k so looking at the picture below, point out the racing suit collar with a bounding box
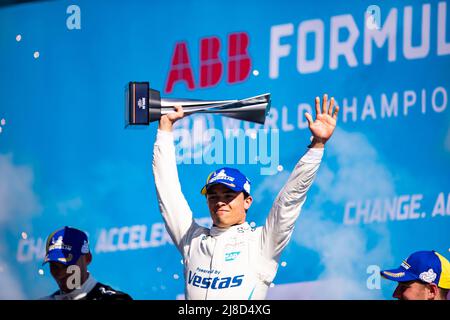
[210,222,251,237]
[53,274,98,300]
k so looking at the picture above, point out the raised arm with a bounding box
[152,106,197,253]
[260,94,339,261]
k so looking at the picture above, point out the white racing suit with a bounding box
[152,129,323,300]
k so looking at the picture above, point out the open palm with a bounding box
[305,94,339,142]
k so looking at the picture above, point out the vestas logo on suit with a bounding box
[164,32,251,93]
[188,270,244,289]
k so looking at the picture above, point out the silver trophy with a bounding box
[125,82,271,127]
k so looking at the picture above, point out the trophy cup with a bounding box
[125,82,271,127]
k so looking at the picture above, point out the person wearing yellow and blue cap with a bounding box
[152,94,339,300]
[381,250,450,300]
[41,226,132,300]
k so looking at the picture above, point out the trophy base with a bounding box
[125,82,150,127]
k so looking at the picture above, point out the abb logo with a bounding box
[165,32,251,93]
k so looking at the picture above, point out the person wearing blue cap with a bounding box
[381,250,450,300]
[41,226,132,300]
[152,94,339,300]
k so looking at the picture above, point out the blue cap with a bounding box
[200,167,251,196]
[381,250,450,289]
[43,226,90,266]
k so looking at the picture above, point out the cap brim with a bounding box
[43,250,80,266]
[380,267,418,282]
[200,181,243,195]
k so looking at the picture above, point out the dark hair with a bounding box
[421,282,450,300]
[438,287,449,299]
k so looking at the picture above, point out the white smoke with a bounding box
[0,264,26,299]
[0,153,41,223]
[257,129,395,299]
[291,128,395,299]
[0,244,26,299]
[252,170,290,202]
[56,197,83,215]
[0,154,41,299]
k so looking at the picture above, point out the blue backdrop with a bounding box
[0,0,449,299]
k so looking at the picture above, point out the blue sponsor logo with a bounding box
[188,271,244,289]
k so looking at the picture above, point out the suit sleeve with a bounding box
[260,147,323,261]
[152,129,199,254]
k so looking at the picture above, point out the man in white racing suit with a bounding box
[152,94,339,300]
